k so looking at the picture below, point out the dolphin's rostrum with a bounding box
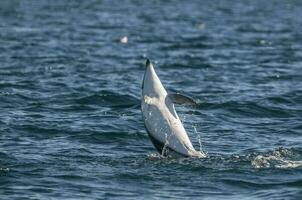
[141,59,206,157]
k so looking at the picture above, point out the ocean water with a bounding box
[1,0,302,199]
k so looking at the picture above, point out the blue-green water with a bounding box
[1,0,302,199]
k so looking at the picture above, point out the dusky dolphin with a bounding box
[141,59,206,157]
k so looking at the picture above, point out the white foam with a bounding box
[251,148,302,169]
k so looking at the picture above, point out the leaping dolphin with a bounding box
[141,59,206,158]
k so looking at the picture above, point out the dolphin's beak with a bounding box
[143,59,153,90]
[146,59,151,68]
[142,59,166,97]
[142,59,149,90]
[145,58,155,76]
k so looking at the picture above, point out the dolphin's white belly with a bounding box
[142,98,196,156]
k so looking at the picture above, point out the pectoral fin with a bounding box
[168,93,197,105]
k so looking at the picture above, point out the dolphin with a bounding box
[141,59,206,158]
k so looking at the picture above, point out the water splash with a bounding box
[146,153,162,160]
[161,132,170,156]
[193,125,206,156]
[251,147,302,169]
[193,126,202,152]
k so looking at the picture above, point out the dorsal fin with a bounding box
[168,93,197,105]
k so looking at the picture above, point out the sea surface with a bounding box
[0,0,302,199]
